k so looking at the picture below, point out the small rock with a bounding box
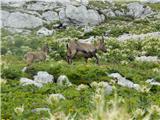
[108,73,140,90]
[31,108,50,113]
[101,9,116,17]
[115,10,124,16]
[146,79,160,86]
[135,56,160,62]
[117,32,160,41]
[57,75,72,86]
[20,78,43,88]
[34,71,54,84]
[37,27,54,36]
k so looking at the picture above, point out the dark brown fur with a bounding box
[66,37,107,64]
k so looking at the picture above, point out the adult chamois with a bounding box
[24,44,49,66]
[66,37,107,64]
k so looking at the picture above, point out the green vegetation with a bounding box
[1,75,160,119]
[1,28,160,119]
[89,1,110,9]
[146,3,160,11]
[1,36,160,119]
[1,2,160,119]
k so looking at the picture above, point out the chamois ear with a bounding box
[74,38,78,41]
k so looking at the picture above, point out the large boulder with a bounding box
[42,11,59,23]
[2,11,43,29]
[59,5,104,26]
[126,2,153,18]
[1,10,10,27]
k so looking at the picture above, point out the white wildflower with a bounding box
[90,81,98,88]
[0,79,7,85]
[149,105,160,114]
[152,68,160,73]
[120,60,128,65]
[76,84,88,91]
[47,94,65,104]
[133,108,145,118]
[139,85,151,93]
[14,105,24,114]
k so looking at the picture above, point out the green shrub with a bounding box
[1,67,24,80]
[146,3,160,11]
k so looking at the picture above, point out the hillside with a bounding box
[1,0,160,120]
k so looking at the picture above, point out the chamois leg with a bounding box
[66,56,70,64]
[69,57,72,64]
[66,56,72,64]
[26,59,32,67]
[69,50,78,64]
[25,55,34,71]
[66,54,75,64]
[94,55,99,65]
[85,57,88,63]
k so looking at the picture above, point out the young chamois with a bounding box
[24,44,49,66]
[66,37,107,64]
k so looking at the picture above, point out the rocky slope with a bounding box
[1,0,159,34]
